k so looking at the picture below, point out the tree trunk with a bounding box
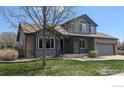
[41,6,47,69]
[42,33,46,69]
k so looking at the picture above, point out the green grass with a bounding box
[0,59,124,76]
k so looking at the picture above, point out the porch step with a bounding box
[62,53,88,58]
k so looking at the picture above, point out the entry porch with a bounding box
[59,36,95,55]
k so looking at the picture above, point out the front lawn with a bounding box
[0,59,124,76]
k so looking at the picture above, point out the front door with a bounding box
[64,37,74,53]
[73,38,79,54]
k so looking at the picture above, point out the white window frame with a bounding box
[38,37,55,49]
[79,39,86,49]
[81,23,87,33]
[90,26,95,33]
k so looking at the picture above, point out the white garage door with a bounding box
[96,44,114,56]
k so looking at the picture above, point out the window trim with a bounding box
[38,37,55,49]
[79,39,86,49]
[80,23,87,33]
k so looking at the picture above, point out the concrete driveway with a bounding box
[113,73,124,76]
[98,55,124,60]
[63,55,124,61]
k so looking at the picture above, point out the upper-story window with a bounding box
[90,26,95,33]
[80,23,87,33]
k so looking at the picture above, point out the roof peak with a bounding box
[63,14,98,26]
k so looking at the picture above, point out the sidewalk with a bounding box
[0,58,40,63]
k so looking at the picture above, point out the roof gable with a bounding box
[20,23,41,33]
[63,14,98,26]
[80,14,98,26]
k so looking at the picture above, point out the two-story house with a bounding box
[17,14,118,58]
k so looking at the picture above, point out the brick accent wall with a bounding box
[25,34,35,57]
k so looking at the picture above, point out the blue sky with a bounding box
[0,6,124,41]
[76,6,124,41]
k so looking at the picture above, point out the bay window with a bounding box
[38,37,55,49]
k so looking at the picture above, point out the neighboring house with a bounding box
[17,14,118,58]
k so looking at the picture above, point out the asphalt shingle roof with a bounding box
[20,23,41,33]
[19,23,117,40]
[62,32,117,39]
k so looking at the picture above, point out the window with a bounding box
[46,38,54,48]
[79,39,86,49]
[79,24,82,31]
[38,37,55,49]
[50,38,54,48]
[38,37,43,48]
[46,38,50,48]
[81,23,87,33]
[91,26,95,33]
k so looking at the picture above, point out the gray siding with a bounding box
[36,48,56,57]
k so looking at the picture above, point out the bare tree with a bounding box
[0,32,17,49]
[117,41,122,49]
[1,6,75,69]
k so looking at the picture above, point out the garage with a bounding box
[96,43,115,56]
